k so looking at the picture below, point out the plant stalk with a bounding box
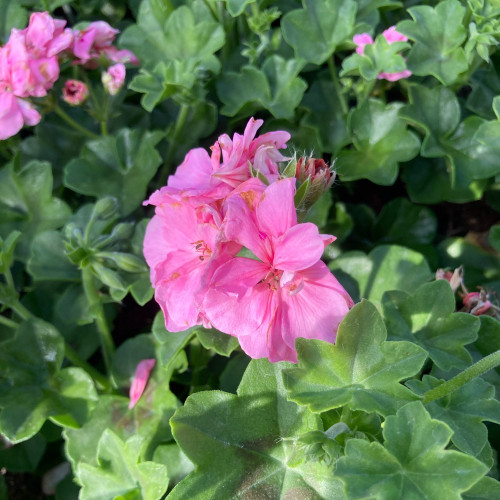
[53,105,99,140]
[423,349,500,404]
[328,56,348,116]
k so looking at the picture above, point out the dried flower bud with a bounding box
[462,290,493,316]
[435,267,463,294]
[62,79,88,106]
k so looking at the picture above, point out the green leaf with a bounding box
[27,231,79,282]
[474,316,500,368]
[407,376,500,457]
[64,129,162,216]
[284,301,427,416]
[170,359,345,499]
[463,477,500,500]
[301,79,349,155]
[372,197,437,246]
[217,56,307,119]
[329,244,432,303]
[281,0,357,65]
[224,0,255,16]
[78,429,168,500]
[0,0,28,41]
[336,100,420,185]
[0,319,97,442]
[0,433,46,472]
[382,280,479,370]
[153,443,194,487]
[336,401,488,499]
[467,55,500,120]
[195,327,239,357]
[0,230,20,273]
[397,0,468,85]
[0,161,71,261]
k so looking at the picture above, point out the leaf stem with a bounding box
[423,349,500,404]
[328,56,348,116]
[81,267,115,380]
[159,103,190,185]
[0,315,18,329]
[64,341,112,391]
[53,105,99,140]
[11,301,34,321]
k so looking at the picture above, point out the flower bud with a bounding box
[62,80,89,106]
[101,63,125,95]
[129,359,156,409]
[93,197,118,220]
[435,267,463,294]
[462,290,492,316]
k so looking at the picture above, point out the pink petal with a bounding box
[0,92,23,140]
[18,98,41,126]
[378,70,412,81]
[129,358,156,409]
[256,178,297,238]
[273,223,326,271]
[353,33,373,55]
[26,12,55,49]
[382,26,408,43]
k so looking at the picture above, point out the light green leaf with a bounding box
[0,161,71,261]
[336,401,488,499]
[382,280,479,370]
[195,327,239,357]
[224,0,255,16]
[170,359,344,499]
[336,100,420,185]
[397,0,468,85]
[282,0,357,65]
[407,376,500,457]
[283,301,427,416]
[463,476,500,500]
[64,129,162,216]
[329,244,432,303]
[217,56,307,119]
[78,429,168,500]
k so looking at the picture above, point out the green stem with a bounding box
[328,56,348,116]
[54,105,99,140]
[64,341,112,391]
[100,119,108,136]
[11,301,33,321]
[81,267,115,380]
[159,103,190,185]
[0,315,18,329]
[3,267,15,291]
[423,349,500,404]
[358,80,375,108]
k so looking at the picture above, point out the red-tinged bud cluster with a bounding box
[296,157,335,190]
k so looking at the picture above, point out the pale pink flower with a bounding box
[0,88,41,140]
[128,358,156,409]
[353,26,411,81]
[101,63,126,95]
[25,12,73,58]
[73,21,138,67]
[146,117,290,207]
[62,79,89,105]
[143,200,240,331]
[202,178,353,363]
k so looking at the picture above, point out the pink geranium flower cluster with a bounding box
[353,26,412,82]
[0,12,137,140]
[143,118,353,363]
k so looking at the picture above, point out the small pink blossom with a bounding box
[202,178,353,363]
[353,26,411,81]
[101,63,126,95]
[62,79,89,105]
[25,12,73,58]
[128,359,156,409]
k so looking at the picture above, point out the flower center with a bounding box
[192,240,212,261]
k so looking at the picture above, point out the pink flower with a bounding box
[202,178,353,363]
[146,117,290,207]
[73,21,138,67]
[0,87,41,140]
[25,12,73,58]
[128,358,156,409]
[353,26,411,81]
[143,200,240,331]
[101,63,126,95]
[62,79,88,105]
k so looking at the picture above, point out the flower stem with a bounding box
[0,315,18,329]
[423,349,500,404]
[159,103,190,186]
[328,56,348,116]
[64,341,112,391]
[81,267,115,380]
[53,105,99,140]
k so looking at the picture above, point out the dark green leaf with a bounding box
[0,0,28,42]
[282,0,357,65]
[336,401,488,499]
[382,280,479,370]
[64,129,162,216]
[407,376,500,457]
[195,327,239,357]
[284,301,427,416]
[463,477,500,500]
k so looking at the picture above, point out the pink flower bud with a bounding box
[128,358,156,409]
[463,291,493,316]
[62,79,89,106]
[101,63,125,95]
[296,157,335,190]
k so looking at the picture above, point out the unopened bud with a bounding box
[102,63,126,96]
[129,358,156,409]
[296,157,336,190]
[435,267,463,294]
[93,197,118,220]
[62,80,89,106]
[462,290,493,316]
